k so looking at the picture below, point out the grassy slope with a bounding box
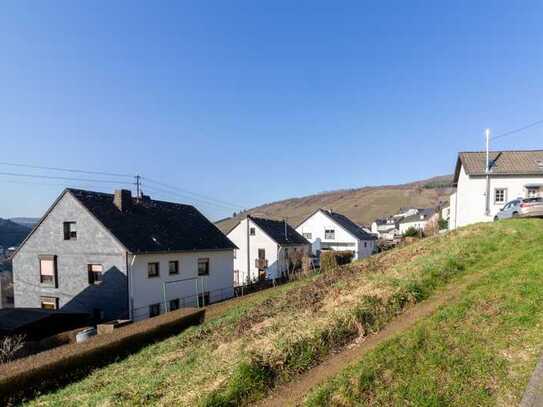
[306,219,543,406]
[216,175,453,233]
[28,220,539,406]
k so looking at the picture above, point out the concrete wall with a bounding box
[296,210,373,260]
[451,165,543,229]
[12,192,128,321]
[129,250,234,320]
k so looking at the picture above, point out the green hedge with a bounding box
[0,308,205,404]
[320,250,354,272]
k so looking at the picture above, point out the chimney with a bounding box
[114,189,132,212]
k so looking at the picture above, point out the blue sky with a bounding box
[1,1,542,220]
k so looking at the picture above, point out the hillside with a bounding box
[24,219,543,406]
[0,218,31,248]
[216,175,454,232]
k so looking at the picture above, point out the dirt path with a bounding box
[257,273,481,407]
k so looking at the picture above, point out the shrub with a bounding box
[0,308,205,404]
[438,218,449,230]
[320,251,354,272]
[403,227,422,238]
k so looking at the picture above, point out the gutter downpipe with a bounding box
[129,254,136,320]
[246,216,251,285]
[485,129,491,217]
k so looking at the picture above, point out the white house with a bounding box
[398,208,438,235]
[450,150,543,229]
[296,209,376,260]
[12,189,236,321]
[227,216,310,286]
[371,218,399,240]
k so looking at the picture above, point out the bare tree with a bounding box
[0,335,25,364]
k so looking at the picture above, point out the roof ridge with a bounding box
[460,149,543,154]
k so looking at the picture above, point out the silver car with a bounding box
[494,197,543,220]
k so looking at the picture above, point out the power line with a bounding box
[143,177,245,210]
[142,184,242,212]
[492,118,543,141]
[0,161,134,178]
[0,171,133,185]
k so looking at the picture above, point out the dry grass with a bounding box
[26,220,520,407]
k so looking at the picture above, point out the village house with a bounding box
[12,189,236,321]
[296,209,376,260]
[398,208,438,235]
[227,216,310,286]
[449,150,543,229]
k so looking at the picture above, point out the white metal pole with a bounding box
[485,129,490,172]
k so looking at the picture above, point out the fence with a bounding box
[130,269,315,321]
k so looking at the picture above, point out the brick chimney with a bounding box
[114,189,132,212]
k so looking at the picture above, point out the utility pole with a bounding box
[135,175,141,198]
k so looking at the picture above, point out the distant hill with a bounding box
[0,218,32,249]
[216,175,454,233]
[9,217,39,228]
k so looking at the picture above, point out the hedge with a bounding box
[0,308,205,404]
[320,250,354,272]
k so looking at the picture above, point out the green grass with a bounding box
[25,219,542,406]
[305,219,543,406]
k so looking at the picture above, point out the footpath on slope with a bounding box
[257,272,483,407]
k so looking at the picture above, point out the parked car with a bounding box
[494,197,543,220]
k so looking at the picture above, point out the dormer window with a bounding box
[63,222,77,240]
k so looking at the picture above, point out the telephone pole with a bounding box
[135,175,141,198]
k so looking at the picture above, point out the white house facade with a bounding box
[13,189,236,322]
[296,209,376,260]
[450,150,543,229]
[227,216,310,286]
[398,209,437,235]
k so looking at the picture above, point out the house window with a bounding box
[325,229,335,240]
[198,258,210,276]
[169,261,179,275]
[88,264,103,285]
[303,232,312,240]
[249,227,256,236]
[169,299,180,311]
[494,188,507,204]
[63,222,77,240]
[149,303,161,317]
[527,187,540,198]
[198,291,210,307]
[40,296,59,310]
[39,255,57,287]
[148,262,160,278]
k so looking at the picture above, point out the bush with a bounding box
[320,251,354,272]
[403,227,422,238]
[438,218,449,230]
[0,308,205,405]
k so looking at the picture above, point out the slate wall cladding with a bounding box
[13,192,128,321]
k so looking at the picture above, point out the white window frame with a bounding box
[494,188,507,205]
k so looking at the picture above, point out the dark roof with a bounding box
[249,216,309,246]
[399,208,436,224]
[454,150,543,183]
[69,189,236,253]
[322,210,377,240]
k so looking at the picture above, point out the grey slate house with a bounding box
[12,189,236,321]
